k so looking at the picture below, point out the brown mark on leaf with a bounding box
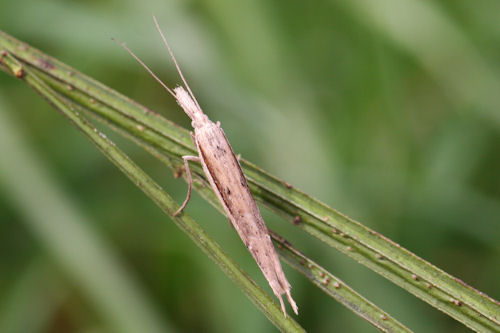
[322,277,331,286]
[174,166,184,179]
[36,57,55,70]
[15,68,24,78]
[293,215,302,225]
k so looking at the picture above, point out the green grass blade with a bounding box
[270,231,412,333]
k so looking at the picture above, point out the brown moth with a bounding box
[115,16,298,316]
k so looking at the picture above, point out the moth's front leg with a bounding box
[174,155,201,216]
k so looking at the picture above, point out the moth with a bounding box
[115,16,298,316]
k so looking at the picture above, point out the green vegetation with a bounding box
[1,1,499,332]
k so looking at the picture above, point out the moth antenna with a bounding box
[112,37,176,98]
[153,15,201,110]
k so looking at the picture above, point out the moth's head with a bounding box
[174,86,207,127]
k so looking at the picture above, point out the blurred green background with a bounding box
[0,0,499,332]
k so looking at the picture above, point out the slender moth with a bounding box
[115,16,298,316]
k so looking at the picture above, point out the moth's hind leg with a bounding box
[174,155,200,216]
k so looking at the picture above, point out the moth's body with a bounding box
[175,88,297,315]
[116,18,297,316]
[198,121,290,294]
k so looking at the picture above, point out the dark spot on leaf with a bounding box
[37,58,55,70]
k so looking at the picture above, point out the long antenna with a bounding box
[112,37,176,98]
[153,15,201,110]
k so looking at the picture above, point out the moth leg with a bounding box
[236,153,241,162]
[174,155,200,216]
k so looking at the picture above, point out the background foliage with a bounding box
[0,0,499,332]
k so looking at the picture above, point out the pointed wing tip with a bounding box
[286,290,299,315]
[277,290,299,317]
